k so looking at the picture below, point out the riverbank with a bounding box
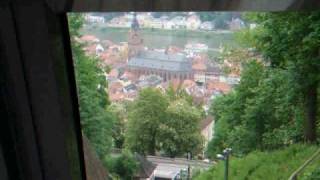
[81,25,238,49]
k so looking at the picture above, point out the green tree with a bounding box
[165,83,193,105]
[125,87,204,157]
[125,88,169,155]
[198,12,233,29]
[160,99,203,157]
[245,12,320,142]
[206,61,305,157]
[68,13,85,38]
[104,151,138,180]
[108,103,127,149]
[68,13,114,157]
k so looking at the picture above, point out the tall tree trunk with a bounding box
[304,82,318,143]
[149,131,156,155]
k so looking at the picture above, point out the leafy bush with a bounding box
[303,168,320,180]
[196,144,319,180]
[104,151,138,180]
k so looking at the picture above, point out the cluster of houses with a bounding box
[79,15,242,169]
[85,12,246,31]
[78,15,247,179]
[78,33,239,110]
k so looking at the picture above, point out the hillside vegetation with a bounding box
[195,144,320,180]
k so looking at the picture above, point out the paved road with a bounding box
[147,155,215,169]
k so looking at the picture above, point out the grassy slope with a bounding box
[195,144,320,180]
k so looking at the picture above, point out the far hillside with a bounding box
[80,25,238,50]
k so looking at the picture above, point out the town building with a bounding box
[127,14,193,82]
[85,14,105,24]
[184,43,208,56]
[186,14,201,30]
[200,21,215,31]
[128,14,144,59]
[200,116,214,149]
[229,17,245,31]
[170,16,187,29]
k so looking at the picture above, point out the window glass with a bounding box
[68,11,320,179]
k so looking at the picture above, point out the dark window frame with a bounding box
[0,0,319,180]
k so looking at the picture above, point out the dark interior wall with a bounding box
[0,144,8,180]
[69,0,319,12]
[1,0,320,180]
[0,1,85,180]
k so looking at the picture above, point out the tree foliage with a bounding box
[68,13,114,158]
[125,87,203,157]
[198,144,319,180]
[104,151,138,180]
[207,61,305,157]
[198,12,234,29]
[245,12,320,142]
[160,99,203,157]
[207,12,320,158]
[125,88,169,155]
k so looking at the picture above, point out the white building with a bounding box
[186,15,201,30]
[85,15,105,24]
[163,20,175,30]
[200,116,214,149]
[149,18,164,29]
[184,43,208,55]
[200,21,215,31]
[95,44,104,56]
[229,17,245,31]
[171,16,187,29]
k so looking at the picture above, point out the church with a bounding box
[126,14,193,81]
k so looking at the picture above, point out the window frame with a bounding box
[0,0,319,180]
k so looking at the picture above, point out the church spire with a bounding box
[131,12,139,31]
[128,12,143,59]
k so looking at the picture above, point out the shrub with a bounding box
[195,144,319,180]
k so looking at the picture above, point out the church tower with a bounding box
[128,13,144,59]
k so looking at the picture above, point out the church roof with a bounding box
[128,50,192,72]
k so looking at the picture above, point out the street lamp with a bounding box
[216,148,232,180]
[187,152,191,180]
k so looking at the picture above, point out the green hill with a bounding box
[194,144,320,180]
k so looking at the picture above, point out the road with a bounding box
[147,155,215,169]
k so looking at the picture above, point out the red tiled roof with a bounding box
[109,92,125,102]
[80,35,98,42]
[109,82,123,94]
[108,69,119,78]
[168,46,183,54]
[169,79,182,90]
[102,40,114,47]
[84,44,97,55]
[192,63,206,71]
[182,79,196,88]
[121,71,138,81]
[207,81,231,94]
